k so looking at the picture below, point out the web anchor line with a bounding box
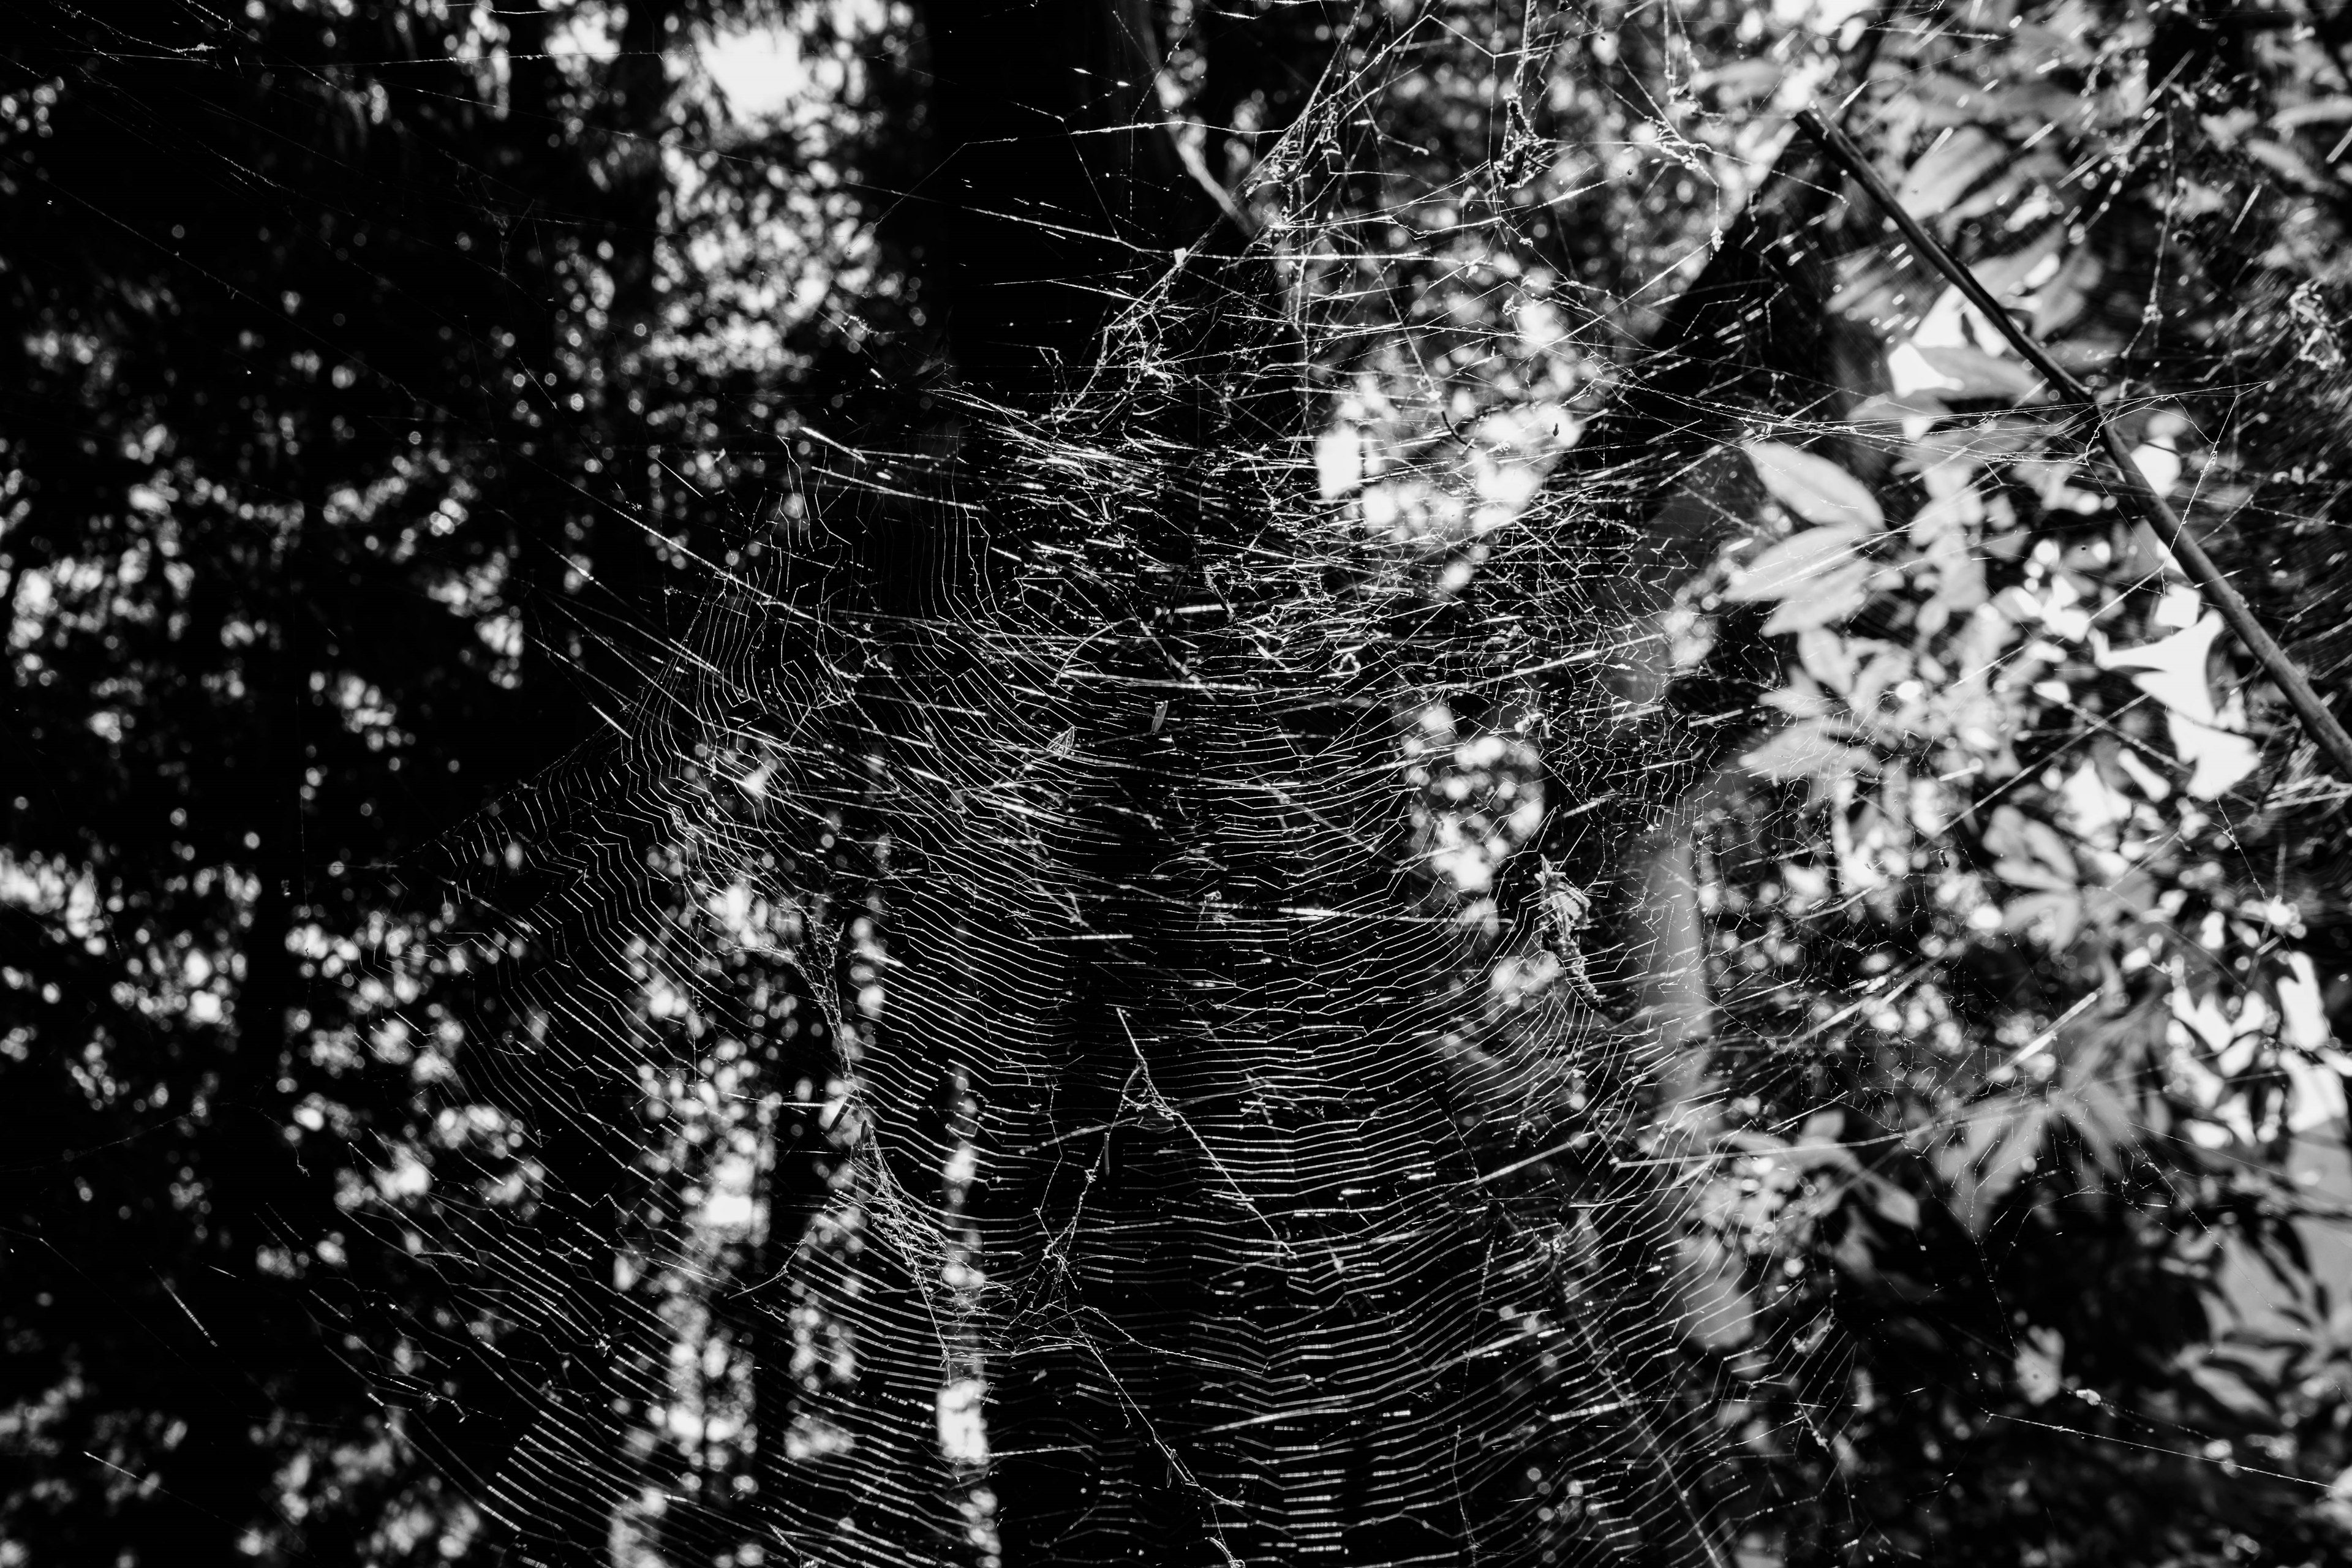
[1795,104,2352,789]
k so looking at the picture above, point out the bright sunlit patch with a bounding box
[936,1377,990,1467]
[2096,612,2259,795]
[703,25,809,122]
[1887,341,1964,398]
[2130,440,2181,495]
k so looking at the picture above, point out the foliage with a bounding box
[1630,7,2352,1561]
[1294,1,2352,1561]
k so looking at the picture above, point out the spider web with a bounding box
[377,15,1769,1562]
[341,8,2352,1564]
[403,258,1726,1568]
[18,1,2352,1565]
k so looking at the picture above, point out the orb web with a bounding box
[14,1,2352,1565]
[360,9,2352,1564]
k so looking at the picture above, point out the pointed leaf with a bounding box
[1741,720,1875,782]
[2171,712,2261,800]
[1762,677,1838,718]
[1896,127,2007,220]
[1956,1102,2049,1234]
[2098,615,2224,725]
[2012,814,2078,881]
[2055,1074,2133,1174]
[1911,343,2045,401]
[1743,442,1883,530]
[1722,525,1872,603]
[2003,890,2084,949]
[1693,59,1782,105]
[1759,560,1872,634]
[2184,1360,2274,1423]
[1791,1110,1858,1170]
[1848,391,1950,429]
[1992,859,2076,893]
[2030,247,2101,336]
[1795,627,1855,692]
[1869,1178,1921,1229]
[1969,228,2066,300]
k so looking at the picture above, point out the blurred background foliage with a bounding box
[7,1,2352,1565]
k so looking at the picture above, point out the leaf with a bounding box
[1761,676,1838,718]
[1939,1101,2050,1234]
[1723,526,1872,605]
[2008,21,2097,72]
[1742,442,1883,530]
[1869,1177,1921,1229]
[2101,867,2159,918]
[1845,643,1911,714]
[1848,391,1950,429]
[2184,1359,2275,1423]
[1910,483,1978,543]
[1791,1109,1857,1170]
[1996,80,2095,127]
[1694,59,1781,104]
[1993,859,2076,893]
[1741,720,1876,783]
[2098,617,2266,797]
[1760,561,1874,635]
[1911,344,2045,401]
[2003,890,2084,949]
[1795,627,1855,693]
[1926,534,1988,613]
[2282,1046,2346,1133]
[1911,71,1996,130]
[2098,615,2224,726]
[2054,1072,2134,1174]
[2274,97,2352,130]
[1895,127,2008,220]
[2169,712,2261,799]
[2246,138,2323,191]
[1983,804,2069,871]
[2029,247,2101,336]
[1969,227,2067,301]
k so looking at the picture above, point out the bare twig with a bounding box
[1795,106,2352,788]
